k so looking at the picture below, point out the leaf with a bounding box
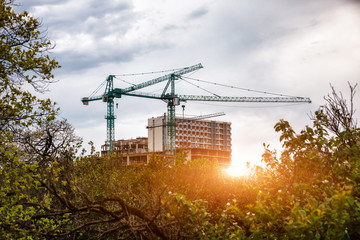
[347,196,354,206]
[298,210,306,217]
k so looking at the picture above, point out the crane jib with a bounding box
[177,95,312,103]
[122,63,203,93]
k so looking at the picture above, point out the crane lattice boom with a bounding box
[105,91,312,103]
[122,63,203,93]
[178,95,311,103]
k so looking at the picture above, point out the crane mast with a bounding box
[104,75,116,151]
[164,74,178,155]
[82,63,311,154]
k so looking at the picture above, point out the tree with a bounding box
[15,119,82,166]
[0,0,60,136]
[242,83,360,239]
[0,1,62,238]
[27,153,251,239]
[316,82,358,137]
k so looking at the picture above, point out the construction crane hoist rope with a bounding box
[81,63,311,154]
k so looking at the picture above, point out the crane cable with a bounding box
[181,78,220,97]
[182,76,301,98]
[147,79,187,94]
[89,80,106,98]
[114,76,136,86]
[114,67,183,77]
[89,69,301,100]
[113,67,200,92]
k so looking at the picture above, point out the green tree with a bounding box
[0,0,60,135]
[242,83,360,239]
[34,153,251,239]
[0,0,61,238]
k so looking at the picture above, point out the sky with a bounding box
[17,0,360,169]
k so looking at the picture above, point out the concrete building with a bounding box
[101,137,149,164]
[148,115,232,165]
[101,115,232,166]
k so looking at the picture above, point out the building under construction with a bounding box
[101,137,149,165]
[85,63,311,167]
[101,115,232,166]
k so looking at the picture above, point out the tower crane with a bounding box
[81,63,311,154]
[82,63,203,151]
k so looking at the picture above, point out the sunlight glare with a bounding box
[224,164,251,177]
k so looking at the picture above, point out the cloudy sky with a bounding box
[17,0,360,168]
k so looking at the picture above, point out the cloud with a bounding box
[23,0,142,73]
[18,0,61,10]
[187,6,208,20]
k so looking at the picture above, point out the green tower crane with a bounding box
[82,75,117,151]
[82,63,311,154]
[82,63,203,152]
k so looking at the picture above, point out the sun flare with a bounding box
[224,164,251,177]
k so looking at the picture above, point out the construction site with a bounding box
[100,115,232,166]
[82,63,311,166]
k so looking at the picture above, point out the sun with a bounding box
[224,164,251,177]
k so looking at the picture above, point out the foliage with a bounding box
[241,83,360,239]
[0,0,59,88]
[28,154,252,239]
[0,0,63,238]
[0,0,60,136]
